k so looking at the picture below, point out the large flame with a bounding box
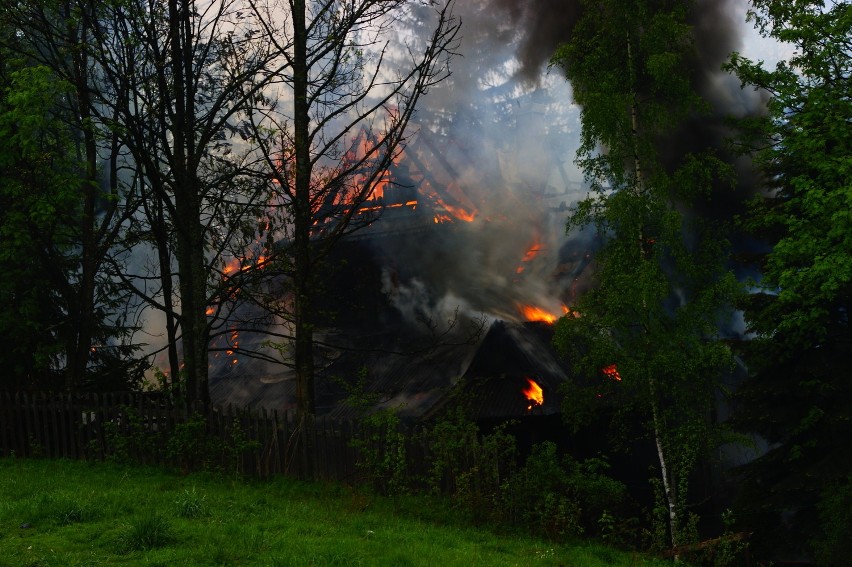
[522,378,544,410]
[519,304,569,324]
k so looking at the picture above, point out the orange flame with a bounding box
[519,304,569,324]
[516,239,543,274]
[521,241,542,262]
[522,378,544,410]
[602,364,622,381]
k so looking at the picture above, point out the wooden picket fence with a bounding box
[0,391,407,482]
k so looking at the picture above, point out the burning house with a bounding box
[204,0,759,429]
[207,95,594,423]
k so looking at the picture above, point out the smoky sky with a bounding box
[491,0,583,81]
[492,0,765,210]
[493,0,753,111]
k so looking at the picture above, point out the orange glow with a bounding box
[441,200,476,222]
[602,364,622,381]
[516,237,545,274]
[521,241,542,262]
[519,305,559,324]
[206,306,215,315]
[522,378,544,410]
[423,188,477,223]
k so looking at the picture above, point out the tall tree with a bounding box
[0,6,144,390]
[5,0,283,404]
[240,0,459,421]
[551,0,739,550]
[0,62,79,387]
[725,0,852,560]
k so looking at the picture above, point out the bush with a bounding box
[351,408,408,498]
[423,408,517,524]
[812,479,852,566]
[504,442,630,543]
[164,412,260,475]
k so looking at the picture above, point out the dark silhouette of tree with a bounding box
[230,0,460,425]
[0,4,146,390]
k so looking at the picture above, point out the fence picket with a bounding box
[0,391,443,487]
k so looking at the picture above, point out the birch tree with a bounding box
[551,0,740,551]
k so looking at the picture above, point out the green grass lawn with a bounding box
[0,458,668,566]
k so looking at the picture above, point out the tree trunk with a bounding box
[152,194,181,385]
[67,13,98,390]
[169,0,209,409]
[627,29,679,553]
[292,0,315,420]
[651,391,679,551]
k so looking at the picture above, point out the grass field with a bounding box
[0,458,669,566]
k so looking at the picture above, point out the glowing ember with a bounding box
[522,378,544,410]
[602,364,622,381]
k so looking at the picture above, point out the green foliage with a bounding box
[0,51,144,390]
[812,478,852,566]
[343,368,409,498]
[710,509,751,567]
[0,63,81,385]
[422,409,633,546]
[102,407,260,475]
[351,408,408,498]
[166,413,260,475]
[422,407,517,525]
[727,0,852,345]
[103,406,162,464]
[505,442,630,543]
[551,0,740,550]
[725,1,852,559]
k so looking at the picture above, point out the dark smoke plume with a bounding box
[491,0,583,82]
[363,0,767,327]
[492,0,766,215]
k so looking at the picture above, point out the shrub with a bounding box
[351,408,408,498]
[103,405,161,464]
[504,442,630,542]
[423,408,517,524]
[165,412,260,475]
[812,479,852,566]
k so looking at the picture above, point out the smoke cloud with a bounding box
[367,0,764,327]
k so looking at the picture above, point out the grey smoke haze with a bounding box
[372,0,764,327]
